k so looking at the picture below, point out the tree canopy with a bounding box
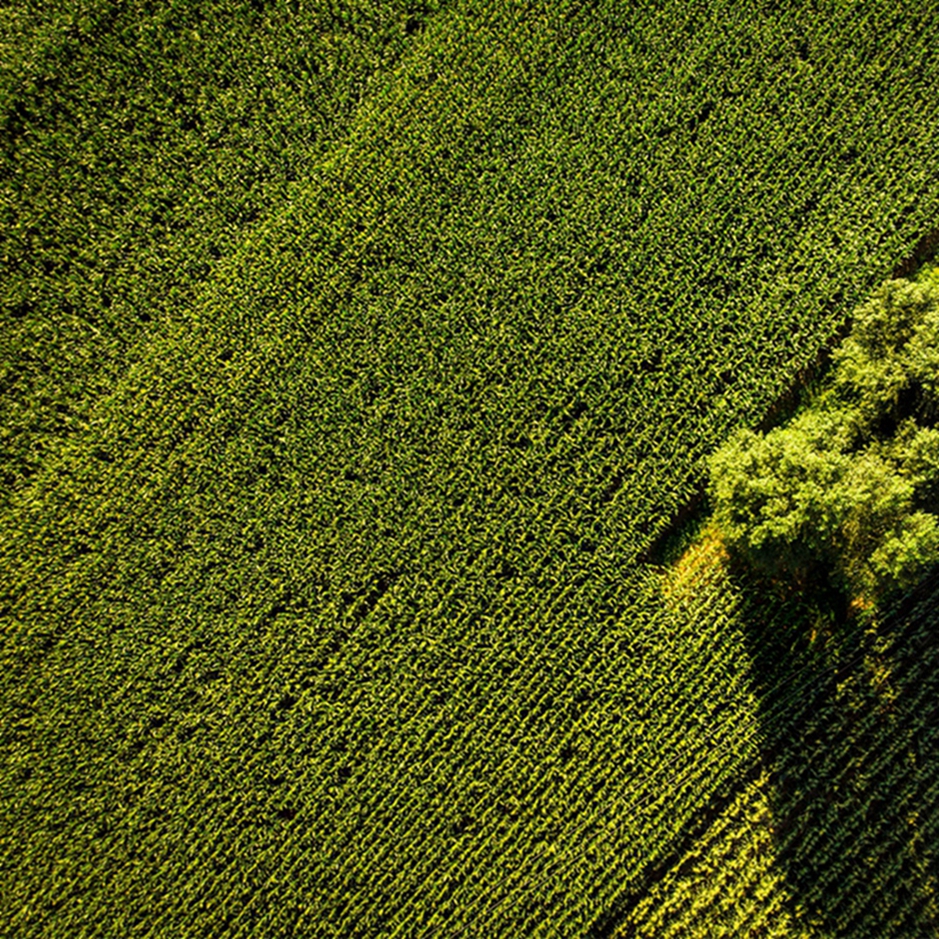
[708,275,939,604]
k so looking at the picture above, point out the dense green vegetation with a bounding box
[1,0,445,505]
[608,265,939,937]
[3,1,939,936]
[613,536,939,938]
[709,275,939,605]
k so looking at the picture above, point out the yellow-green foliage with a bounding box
[615,774,816,939]
[708,275,939,602]
[3,1,939,936]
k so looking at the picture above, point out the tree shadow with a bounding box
[736,561,939,935]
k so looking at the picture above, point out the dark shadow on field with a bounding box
[736,562,939,936]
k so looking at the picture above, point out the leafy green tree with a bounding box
[708,275,939,605]
[708,411,852,587]
[832,279,939,428]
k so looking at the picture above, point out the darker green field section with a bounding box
[3,1,939,936]
[0,0,444,505]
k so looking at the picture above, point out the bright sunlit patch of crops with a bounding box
[662,521,731,610]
